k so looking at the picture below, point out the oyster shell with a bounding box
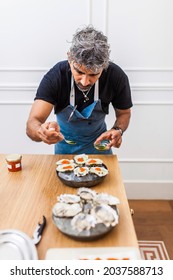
[85,158,103,166]
[71,213,96,232]
[74,166,89,177]
[94,193,120,206]
[90,166,108,177]
[77,187,96,201]
[56,163,76,172]
[56,159,74,165]
[52,202,82,217]
[74,154,88,165]
[91,204,119,227]
[57,194,80,204]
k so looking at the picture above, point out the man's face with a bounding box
[69,61,103,91]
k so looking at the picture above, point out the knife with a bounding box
[32,215,46,245]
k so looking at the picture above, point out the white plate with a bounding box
[0,229,38,260]
[45,246,141,260]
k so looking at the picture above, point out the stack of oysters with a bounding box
[52,187,120,240]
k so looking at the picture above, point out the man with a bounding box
[26,26,132,154]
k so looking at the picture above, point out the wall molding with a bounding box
[1,83,173,91]
[119,158,173,163]
[0,67,173,72]
[124,68,173,72]
[0,84,36,91]
[0,101,33,105]
[131,84,173,91]
[0,68,48,72]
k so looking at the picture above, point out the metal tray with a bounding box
[0,230,38,260]
[52,206,118,241]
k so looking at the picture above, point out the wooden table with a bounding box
[0,154,139,259]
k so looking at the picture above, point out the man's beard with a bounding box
[76,83,93,92]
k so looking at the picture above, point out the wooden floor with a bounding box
[128,200,173,260]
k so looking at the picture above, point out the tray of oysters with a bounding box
[52,187,120,241]
[56,154,108,188]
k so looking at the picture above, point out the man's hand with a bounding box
[37,121,64,144]
[94,129,122,149]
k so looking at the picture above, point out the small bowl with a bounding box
[94,140,110,151]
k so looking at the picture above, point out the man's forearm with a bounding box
[26,119,42,142]
[112,109,131,133]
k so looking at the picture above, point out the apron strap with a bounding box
[70,76,99,106]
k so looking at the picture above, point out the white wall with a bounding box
[0,0,173,198]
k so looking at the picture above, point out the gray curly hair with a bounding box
[68,26,110,72]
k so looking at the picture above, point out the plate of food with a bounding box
[52,187,120,241]
[56,154,108,188]
[46,246,141,260]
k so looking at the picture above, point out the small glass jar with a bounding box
[5,154,22,172]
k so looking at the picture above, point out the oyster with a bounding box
[52,202,82,217]
[90,166,108,177]
[86,158,103,166]
[94,193,120,206]
[57,194,80,204]
[74,166,89,177]
[77,187,96,201]
[56,163,76,172]
[91,204,119,227]
[56,158,74,165]
[71,213,96,232]
[74,154,88,165]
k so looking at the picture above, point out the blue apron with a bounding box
[55,77,112,154]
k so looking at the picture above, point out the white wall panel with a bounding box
[0,0,91,67]
[0,0,173,198]
[107,0,173,68]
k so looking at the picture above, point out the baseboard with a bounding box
[124,181,173,199]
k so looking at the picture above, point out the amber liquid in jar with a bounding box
[5,154,22,172]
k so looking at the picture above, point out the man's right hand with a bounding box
[37,121,64,144]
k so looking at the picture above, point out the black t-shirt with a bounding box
[35,60,133,114]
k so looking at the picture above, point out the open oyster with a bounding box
[56,163,76,172]
[74,166,89,177]
[57,194,80,204]
[74,154,88,165]
[85,158,103,166]
[52,202,82,217]
[94,193,120,206]
[56,159,74,165]
[71,213,96,232]
[90,166,108,177]
[77,187,96,201]
[91,204,119,227]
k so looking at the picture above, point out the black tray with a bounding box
[56,164,108,188]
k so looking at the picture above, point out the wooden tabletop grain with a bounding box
[0,154,139,259]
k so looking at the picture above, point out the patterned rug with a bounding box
[138,240,170,260]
